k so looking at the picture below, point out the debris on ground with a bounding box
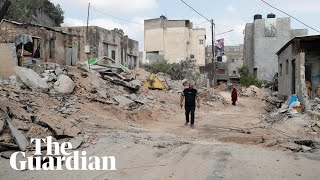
[69,136,84,150]
[1,59,319,161]
[280,142,302,152]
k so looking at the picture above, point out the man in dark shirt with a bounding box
[180,82,200,128]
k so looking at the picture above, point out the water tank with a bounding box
[254,14,262,21]
[267,13,276,18]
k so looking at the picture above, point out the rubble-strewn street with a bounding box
[0,62,320,179]
[1,0,320,179]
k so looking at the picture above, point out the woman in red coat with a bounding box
[231,87,238,106]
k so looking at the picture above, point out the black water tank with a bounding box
[267,13,276,18]
[254,14,262,21]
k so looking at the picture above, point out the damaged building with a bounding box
[59,26,140,70]
[244,14,308,81]
[144,16,206,66]
[277,35,320,115]
[0,19,80,74]
[205,45,244,85]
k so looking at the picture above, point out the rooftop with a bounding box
[276,35,320,55]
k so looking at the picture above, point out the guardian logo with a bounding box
[10,136,117,171]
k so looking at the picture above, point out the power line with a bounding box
[194,20,209,26]
[178,0,238,45]
[179,0,211,22]
[215,26,238,46]
[260,0,320,33]
[90,5,143,25]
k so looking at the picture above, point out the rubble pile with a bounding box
[303,121,320,135]
[0,62,194,154]
[241,85,269,98]
[198,88,226,107]
[262,93,320,137]
[310,97,320,114]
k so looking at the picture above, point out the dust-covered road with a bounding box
[1,91,320,180]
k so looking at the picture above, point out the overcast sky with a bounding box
[51,0,320,50]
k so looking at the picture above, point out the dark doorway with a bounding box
[305,64,312,99]
[111,50,116,60]
[291,60,296,94]
[253,68,257,78]
[305,64,312,82]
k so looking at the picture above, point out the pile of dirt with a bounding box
[241,85,269,98]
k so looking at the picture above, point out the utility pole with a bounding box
[211,19,215,87]
[86,3,90,39]
[86,3,91,69]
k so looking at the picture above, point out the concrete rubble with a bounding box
[54,74,75,94]
[113,96,135,107]
[0,62,187,154]
[280,142,302,152]
[14,66,49,91]
[69,136,84,150]
[0,58,319,170]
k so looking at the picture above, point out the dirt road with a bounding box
[1,91,320,180]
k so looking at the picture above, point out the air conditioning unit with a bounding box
[190,54,195,59]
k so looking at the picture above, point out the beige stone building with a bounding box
[144,16,206,66]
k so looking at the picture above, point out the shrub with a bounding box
[238,66,268,88]
[147,60,173,75]
[240,76,267,88]
[238,65,250,77]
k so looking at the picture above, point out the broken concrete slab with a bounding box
[130,80,142,89]
[15,66,49,91]
[69,137,84,150]
[129,93,138,100]
[54,74,75,94]
[97,90,107,99]
[7,120,28,151]
[280,142,301,151]
[113,96,134,107]
[1,110,29,151]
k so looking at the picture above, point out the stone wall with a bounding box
[0,43,17,78]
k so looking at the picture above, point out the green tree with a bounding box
[147,60,173,75]
[237,65,250,77]
[5,0,64,26]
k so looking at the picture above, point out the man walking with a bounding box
[180,82,200,128]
